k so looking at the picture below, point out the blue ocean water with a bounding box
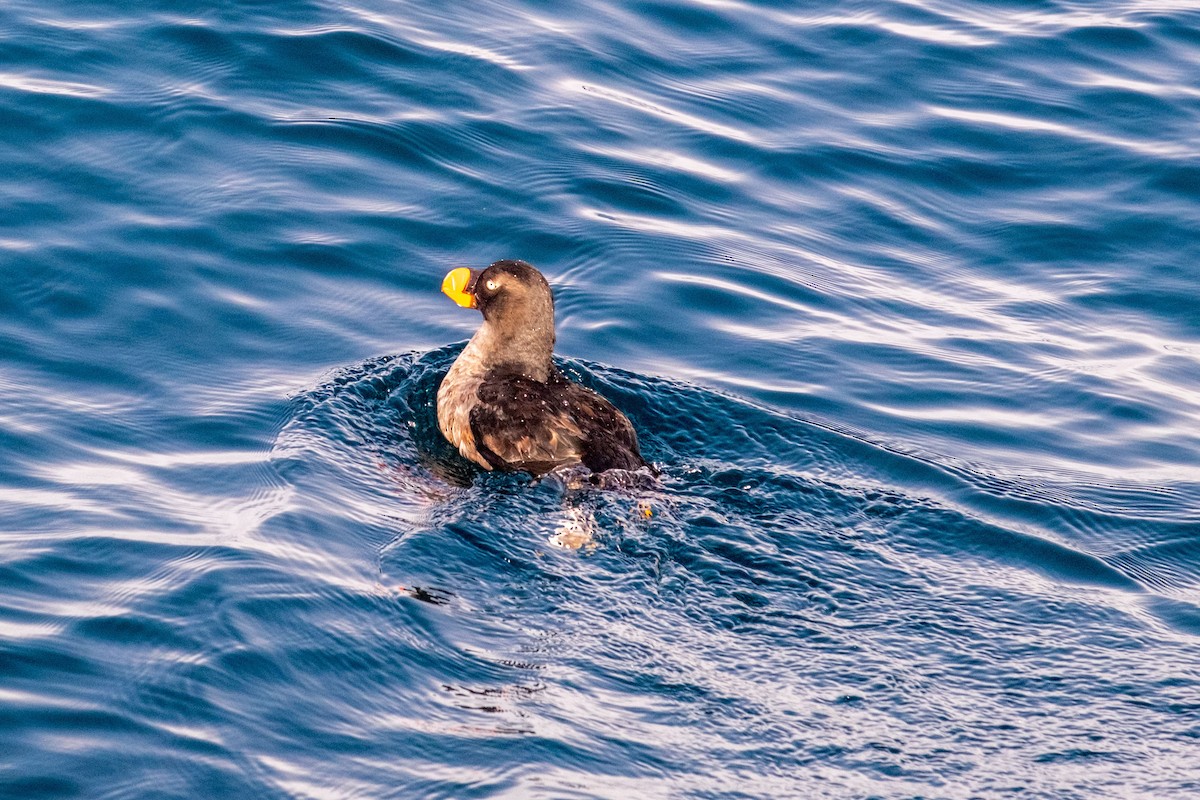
[2,0,1200,796]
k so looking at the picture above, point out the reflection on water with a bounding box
[2,0,1199,796]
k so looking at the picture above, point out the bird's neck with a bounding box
[464,319,555,382]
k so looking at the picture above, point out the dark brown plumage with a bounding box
[436,259,648,476]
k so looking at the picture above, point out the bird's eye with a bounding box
[486,279,498,291]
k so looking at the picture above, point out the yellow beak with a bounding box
[441,267,476,308]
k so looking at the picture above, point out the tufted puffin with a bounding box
[436,259,649,477]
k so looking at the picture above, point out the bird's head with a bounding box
[441,259,557,370]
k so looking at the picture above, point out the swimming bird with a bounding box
[436,259,649,477]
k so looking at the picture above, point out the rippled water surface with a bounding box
[3,1,1200,797]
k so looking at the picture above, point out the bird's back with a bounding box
[469,368,646,475]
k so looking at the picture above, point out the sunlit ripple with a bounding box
[577,143,743,183]
[561,80,760,144]
[925,104,1199,159]
[3,0,1200,796]
[0,72,109,97]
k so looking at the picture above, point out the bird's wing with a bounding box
[572,389,645,472]
[470,374,588,472]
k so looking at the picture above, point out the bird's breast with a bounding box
[436,340,492,470]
